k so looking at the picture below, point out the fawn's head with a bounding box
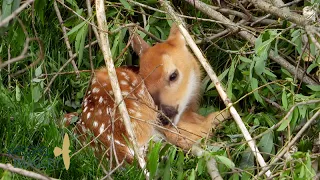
[131,25,201,125]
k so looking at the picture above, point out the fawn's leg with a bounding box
[161,109,231,150]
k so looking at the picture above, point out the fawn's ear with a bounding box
[130,29,150,57]
[166,24,186,47]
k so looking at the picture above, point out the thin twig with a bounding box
[0,163,58,180]
[53,0,79,77]
[0,0,35,28]
[160,0,272,177]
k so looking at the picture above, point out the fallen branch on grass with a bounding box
[0,163,59,180]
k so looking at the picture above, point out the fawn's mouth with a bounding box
[158,104,178,126]
[151,91,179,125]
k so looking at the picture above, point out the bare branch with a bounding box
[53,0,80,77]
[0,0,35,28]
[0,163,58,180]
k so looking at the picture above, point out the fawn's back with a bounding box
[74,67,157,163]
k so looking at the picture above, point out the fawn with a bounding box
[131,25,230,150]
[64,24,230,164]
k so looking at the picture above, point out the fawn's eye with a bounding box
[169,70,179,82]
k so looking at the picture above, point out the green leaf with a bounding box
[282,89,288,110]
[251,78,263,103]
[188,169,195,180]
[306,85,320,91]
[35,65,42,77]
[277,112,293,131]
[67,21,86,36]
[70,116,79,124]
[15,83,21,102]
[32,85,41,103]
[239,148,254,169]
[120,0,133,12]
[264,69,277,78]
[147,142,161,179]
[215,155,235,169]
[258,131,274,155]
[306,63,318,74]
[239,56,252,63]
[254,54,266,76]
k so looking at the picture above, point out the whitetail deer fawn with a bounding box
[64,24,230,164]
[131,25,230,150]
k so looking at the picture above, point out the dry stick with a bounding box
[53,0,79,78]
[0,0,34,27]
[256,109,320,177]
[0,163,58,180]
[184,0,318,85]
[95,0,148,177]
[159,0,272,177]
[85,0,101,48]
[247,0,308,26]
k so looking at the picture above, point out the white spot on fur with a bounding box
[90,107,94,111]
[99,96,103,104]
[120,71,127,77]
[102,83,107,87]
[99,123,105,134]
[87,91,91,94]
[98,109,102,115]
[120,80,128,86]
[87,112,91,119]
[83,99,88,107]
[81,125,86,133]
[92,87,100,93]
[122,91,129,96]
[83,106,88,112]
[93,121,98,127]
[132,79,138,86]
[107,135,111,140]
[92,78,97,84]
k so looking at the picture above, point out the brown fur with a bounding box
[73,68,158,163]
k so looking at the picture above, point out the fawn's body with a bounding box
[66,25,230,164]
